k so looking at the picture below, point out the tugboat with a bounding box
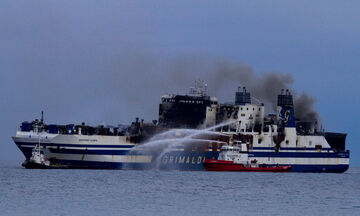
[203,142,291,172]
[22,134,69,169]
[22,143,51,169]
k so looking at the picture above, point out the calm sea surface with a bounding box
[0,160,359,216]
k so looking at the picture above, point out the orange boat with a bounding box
[204,144,291,172]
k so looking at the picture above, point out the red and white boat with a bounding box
[204,144,291,172]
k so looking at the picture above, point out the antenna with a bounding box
[41,111,44,123]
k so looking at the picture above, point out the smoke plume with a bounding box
[205,59,319,122]
[161,57,319,122]
[293,93,318,121]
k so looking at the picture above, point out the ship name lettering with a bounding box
[197,156,202,164]
[79,139,98,142]
[192,157,195,164]
[162,155,168,164]
[178,156,185,163]
[186,156,190,164]
[169,156,174,163]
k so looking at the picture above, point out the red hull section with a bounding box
[203,159,291,172]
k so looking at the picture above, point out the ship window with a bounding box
[259,108,261,111]
[241,108,243,110]
[286,140,289,145]
[315,145,322,151]
[253,108,255,111]
[247,108,249,110]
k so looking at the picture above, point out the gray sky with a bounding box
[1,1,359,165]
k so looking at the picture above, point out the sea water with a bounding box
[0,160,359,216]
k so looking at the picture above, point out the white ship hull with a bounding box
[13,131,349,172]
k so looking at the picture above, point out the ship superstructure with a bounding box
[12,81,350,172]
[159,80,218,128]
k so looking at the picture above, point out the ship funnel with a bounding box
[277,89,293,106]
[277,89,295,127]
[235,86,251,105]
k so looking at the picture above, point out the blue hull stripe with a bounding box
[15,142,135,148]
[253,147,333,151]
[16,144,349,159]
[16,146,349,172]
[16,142,333,152]
[16,142,335,153]
[18,146,349,161]
[49,149,129,155]
[23,147,349,158]
[249,152,349,158]
[16,142,336,154]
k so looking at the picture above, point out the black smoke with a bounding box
[162,57,319,122]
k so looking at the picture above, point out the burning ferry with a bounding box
[13,81,349,172]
